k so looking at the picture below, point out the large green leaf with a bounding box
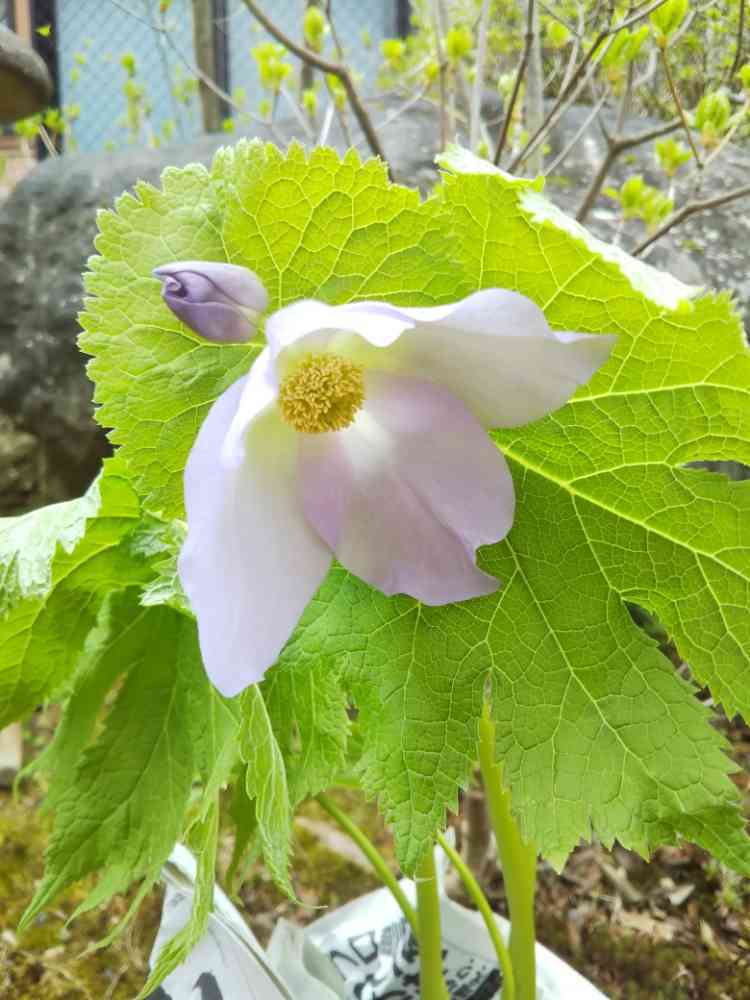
[223,142,467,308]
[275,151,750,871]
[435,151,750,861]
[439,150,750,718]
[239,686,294,896]
[0,458,149,727]
[136,801,219,1000]
[20,606,203,929]
[33,589,152,810]
[263,655,350,806]
[79,142,750,875]
[0,484,99,616]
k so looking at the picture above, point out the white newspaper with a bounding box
[147,843,608,1000]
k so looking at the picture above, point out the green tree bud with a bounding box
[446,25,473,63]
[650,0,688,42]
[303,6,326,53]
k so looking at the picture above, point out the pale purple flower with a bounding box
[158,262,616,696]
[154,261,268,343]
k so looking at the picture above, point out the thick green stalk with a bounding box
[478,705,537,1000]
[436,832,515,1000]
[316,794,419,941]
[415,847,450,1000]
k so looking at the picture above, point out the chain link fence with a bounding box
[43,0,404,152]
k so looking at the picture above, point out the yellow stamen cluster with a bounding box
[278,353,365,434]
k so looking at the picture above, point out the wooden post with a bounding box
[192,0,223,131]
[13,0,33,41]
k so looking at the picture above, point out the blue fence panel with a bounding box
[56,0,201,151]
[53,0,397,152]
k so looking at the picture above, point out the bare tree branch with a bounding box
[430,0,451,148]
[729,0,746,81]
[241,0,389,172]
[524,0,545,173]
[510,32,613,171]
[659,46,702,168]
[493,0,536,164]
[470,0,491,151]
[543,92,606,175]
[280,84,314,138]
[615,62,634,135]
[632,183,750,255]
[536,0,579,37]
[558,2,585,94]
[374,88,431,133]
[318,100,336,145]
[324,0,347,64]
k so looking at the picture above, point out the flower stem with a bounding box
[478,704,537,1000]
[315,794,420,941]
[415,847,450,1000]
[436,832,515,1000]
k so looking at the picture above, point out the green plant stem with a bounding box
[315,794,419,941]
[415,848,450,1000]
[436,832,515,1000]
[478,705,537,1000]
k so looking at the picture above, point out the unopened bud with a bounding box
[153,261,268,344]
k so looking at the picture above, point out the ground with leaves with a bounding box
[2,713,750,1000]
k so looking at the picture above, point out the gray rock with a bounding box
[0,100,747,512]
[0,27,53,124]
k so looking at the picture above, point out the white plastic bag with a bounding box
[147,843,609,999]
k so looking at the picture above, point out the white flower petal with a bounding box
[298,372,513,605]
[221,346,279,467]
[266,291,615,428]
[381,290,617,427]
[265,299,414,359]
[180,377,332,695]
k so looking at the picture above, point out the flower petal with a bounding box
[265,299,414,359]
[267,291,615,428]
[382,290,617,427]
[221,346,279,468]
[180,377,332,695]
[299,372,514,605]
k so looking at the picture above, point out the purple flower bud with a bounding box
[153,261,268,344]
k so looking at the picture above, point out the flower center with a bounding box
[278,353,365,434]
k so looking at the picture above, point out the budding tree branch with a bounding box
[241,0,390,174]
[576,118,680,223]
[493,0,536,164]
[632,183,750,256]
[508,0,670,173]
